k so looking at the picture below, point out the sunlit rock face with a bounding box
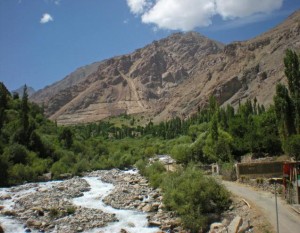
[31,11,300,125]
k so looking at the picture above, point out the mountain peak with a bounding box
[30,11,300,125]
[12,85,35,98]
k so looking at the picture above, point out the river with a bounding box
[0,172,160,233]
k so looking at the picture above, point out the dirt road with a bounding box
[223,181,300,233]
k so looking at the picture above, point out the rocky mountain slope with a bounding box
[30,10,300,125]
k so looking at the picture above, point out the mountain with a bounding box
[12,85,35,97]
[30,10,300,125]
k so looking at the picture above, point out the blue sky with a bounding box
[0,0,299,91]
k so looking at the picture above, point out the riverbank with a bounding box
[0,169,184,233]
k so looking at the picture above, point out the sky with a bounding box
[0,0,300,91]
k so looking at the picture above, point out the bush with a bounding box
[144,146,156,157]
[49,207,60,219]
[171,144,192,164]
[66,205,76,215]
[4,143,29,164]
[8,164,35,184]
[162,165,230,233]
[51,161,69,179]
[73,158,90,174]
[135,158,147,175]
[145,161,166,188]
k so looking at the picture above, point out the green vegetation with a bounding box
[138,162,230,232]
[274,49,300,160]
[163,165,230,232]
[0,49,300,232]
[49,207,60,219]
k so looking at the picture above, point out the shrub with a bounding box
[135,159,147,175]
[66,206,76,215]
[49,207,60,218]
[4,143,29,164]
[73,158,90,174]
[144,146,156,157]
[162,165,230,233]
[51,161,69,179]
[8,164,35,184]
[171,144,192,164]
[144,161,166,188]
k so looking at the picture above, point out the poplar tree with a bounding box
[274,83,295,140]
[0,82,9,130]
[284,49,300,132]
[21,85,29,139]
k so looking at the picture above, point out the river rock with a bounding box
[0,194,11,200]
[228,216,243,233]
[76,226,83,232]
[38,172,52,182]
[59,173,72,180]
[148,220,161,227]
[1,209,16,216]
[209,222,224,233]
[27,219,42,227]
[0,225,4,233]
[31,206,44,216]
[142,204,153,212]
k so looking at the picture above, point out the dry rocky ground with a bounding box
[215,195,273,233]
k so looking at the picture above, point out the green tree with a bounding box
[208,95,219,118]
[59,127,73,149]
[17,85,30,145]
[0,82,10,130]
[171,144,192,164]
[284,49,300,132]
[210,113,219,142]
[258,108,282,154]
[274,84,296,140]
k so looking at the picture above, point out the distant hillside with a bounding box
[31,10,300,125]
[12,85,35,97]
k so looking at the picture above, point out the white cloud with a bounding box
[126,0,284,31]
[40,13,54,24]
[142,0,215,30]
[216,0,283,19]
[126,0,149,14]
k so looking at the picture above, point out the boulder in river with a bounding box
[1,209,16,216]
[0,194,11,200]
[26,219,43,228]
